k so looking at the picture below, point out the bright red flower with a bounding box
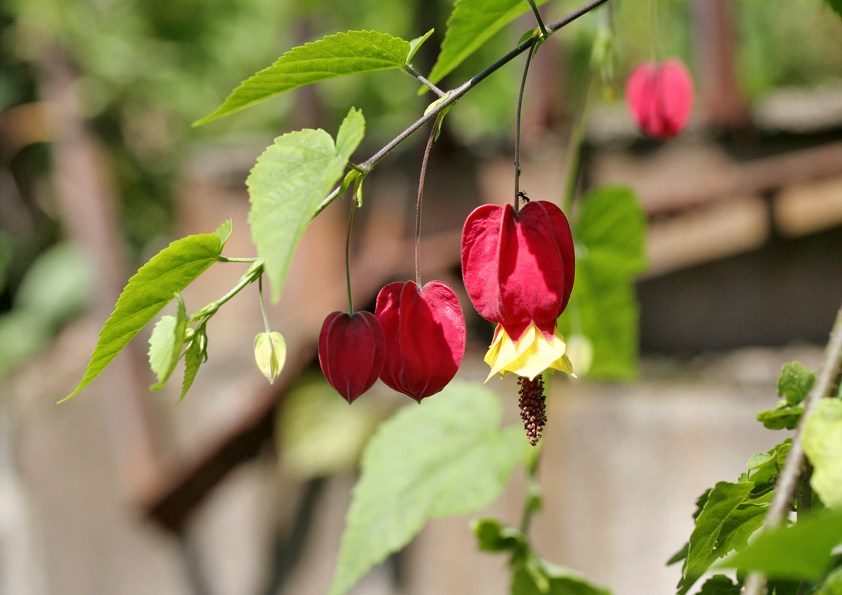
[319,311,385,404]
[625,59,694,140]
[461,200,575,344]
[375,280,466,402]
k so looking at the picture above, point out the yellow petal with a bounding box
[484,323,576,381]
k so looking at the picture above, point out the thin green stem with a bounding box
[514,42,537,213]
[218,256,259,263]
[415,115,441,287]
[311,0,613,218]
[190,261,264,323]
[345,199,356,313]
[650,0,663,62]
[525,0,550,38]
[403,64,446,98]
[520,442,544,536]
[258,275,272,335]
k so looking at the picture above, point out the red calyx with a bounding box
[375,280,466,402]
[625,59,694,140]
[461,200,575,342]
[318,311,385,404]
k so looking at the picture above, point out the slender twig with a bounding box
[404,64,446,97]
[415,115,441,287]
[345,199,356,313]
[514,43,537,213]
[525,0,550,38]
[744,303,842,595]
[310,0,613,219]
[520,443,543,536]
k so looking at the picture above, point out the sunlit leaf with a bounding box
[63,222,229,401]
[248,108,364,302]
[328,380,528,595]
[406,29,434,64]
[777,361,815,405]
[148,295,187,390]
[179,330,204,404]
[511,557,612,595]
[717,509,842,581]
[804,399,842,509]
[427,0,551,85]
[195,32,408,125]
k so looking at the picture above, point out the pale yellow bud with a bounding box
[254,331,286,384]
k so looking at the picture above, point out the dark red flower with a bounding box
[625,59,694,140]
[461,200,575,343]
[319,311,385,404]
[375,281,466,402]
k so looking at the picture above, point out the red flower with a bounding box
[625,59,694,140]
[319,311,385,404]
[375,281,466,402]
[461,200,575,343]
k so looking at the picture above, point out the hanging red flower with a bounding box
[319,311,385,404]
[625,59,694,140]
[461,200,576,381]
[375,280,466,402]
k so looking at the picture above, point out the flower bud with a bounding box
[625,59,694,139]
[254,331,286,384]
[375,280,466,402]
[319,311,385,404]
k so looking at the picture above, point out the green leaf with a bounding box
[471,518,525,553]
[678,481,755,595]
[667,542,689,566]
[148,294,188,390]
[816,565,842,595]
[804,399,842,509]
[777,361,815,405]
[698,575,741,595]
[195,31,408,125]
[406,29,434,64]
[744,439,791,485]
[328,380,529,595]
[757,401,804,430]
[213,219,233,250]
[63,223,228,401]
[427,0,551,85]
[179,329,205,404]
[717,509,842,581]
[248,108,364,302]
[574,186,648,278]
[557,187,647,380]
[511,558,612,595]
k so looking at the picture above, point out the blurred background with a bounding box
[0,0,840,593]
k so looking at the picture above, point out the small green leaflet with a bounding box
[557,186,648,380]
[148,294,188,390]
[406,29,434,64]
[698,575,741,595]
[327,380,529,595]
[777,361,815,405]
[511,558,612,595]
[427,0,551,85]
[248,108,364,302]
[678,481,756,595]
[62,221,231,402]
[179,328,205,404]
[717,509,842,581]
[195,31,409,125]
[804,399,842,509]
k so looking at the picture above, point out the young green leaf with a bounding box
[248,108,364,302]
[179,328,205,404]
[678,481,755,595]
[511,558,612,595]
[471,518,525,553]
[195,32,408,125]
[816,566,842,595]
[777,361,815,405]
[63,222,229,402]
[757,402,804,430]
[717,509,842,581]
[406,29,434,64]
[804,398,842,509]
[328,380,529,595]
[148,294,188,390]
[427,0,551,85]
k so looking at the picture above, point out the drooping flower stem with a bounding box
[415,116,440,287]
[258,275,272,335]
[518,375,548,446]
[514,42,537,213]
[650,0,663,63]
[345,199,356,313]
